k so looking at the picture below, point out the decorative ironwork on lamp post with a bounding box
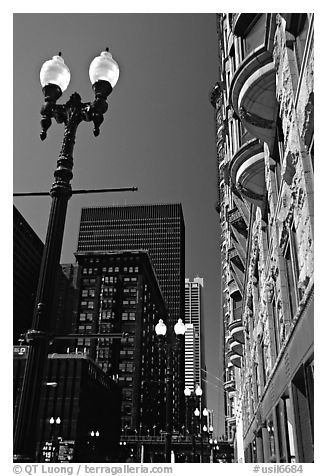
[13,49,119,462]
[155,318,186,463]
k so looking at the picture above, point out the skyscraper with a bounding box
[73,250,169,434]
[184,324,196,391]
[184,278,205,394]
[77,204,185,328]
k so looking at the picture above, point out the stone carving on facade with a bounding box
[264,277,274,304]
[281,150,298,186]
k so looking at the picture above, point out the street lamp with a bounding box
[193,385,204,462]
[49,416,61,462]
[195,385,203,397]
[89,430,100,461]
[155,318,186,463]
[13,49,119,462]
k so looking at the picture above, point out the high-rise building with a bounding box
[76,204,185,328]
[13,205,44,343]
[211,13,314,463]
[184,278,206,394]
[184,324,196,391]
[73,250,182,435]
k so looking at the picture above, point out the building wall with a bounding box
[50,263,81,351]
[13,206,44,343]
[184,277,206,401]
[13,351,121,462]
[211,13,314,463]
[184,323,196,391]
[74,250,183,435]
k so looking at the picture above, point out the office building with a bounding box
[74,250,182,434]
[211,13,314,462]
[76,204,185,328]
[184,278,206,394]
[184,323,196,391]
[13,205,43,343]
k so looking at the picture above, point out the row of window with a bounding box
[122,312,136,321]
[82,266,139,275]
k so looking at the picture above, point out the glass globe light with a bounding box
[95,431,100,437]
[195,385,203,397]
[55,417,61,425]
[89,49,119,88]
[90,431,95,437]
[174,318,186,335]
[40,54,71,92]
[155,319,167,336]
[49,417,55,425]
[203,425,208,432]
[203,408,209,417]
[209,425,214,432]
[194,408,200,417]
[184,386,191,397]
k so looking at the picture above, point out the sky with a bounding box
[13,13,225,435]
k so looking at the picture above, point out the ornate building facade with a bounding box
[211,13,314,463]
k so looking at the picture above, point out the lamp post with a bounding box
[155,318,186,463]
[89,430,100,461]
[49,416,61,462]
[196,385,204,462]
[13,49,119,462]
[184,386,196,462]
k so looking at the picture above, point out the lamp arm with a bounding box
[40,96,111,142]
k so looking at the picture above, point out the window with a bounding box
[267,415,276,460]
[308,135,314,172]
[241,14,266,58]
[284,225,300,318]
[271,288,280,355]
[286,14,310,91]
[272,116,284,193]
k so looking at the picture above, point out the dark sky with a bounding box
[13,13,224,435]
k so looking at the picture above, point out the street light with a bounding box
[49,416,61,462]
[193,386,204,462]
[195,385,203,397]
[155,318,186,463]
[89,430,100,461]
[13,49,119,462]
[184,386,191,397]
